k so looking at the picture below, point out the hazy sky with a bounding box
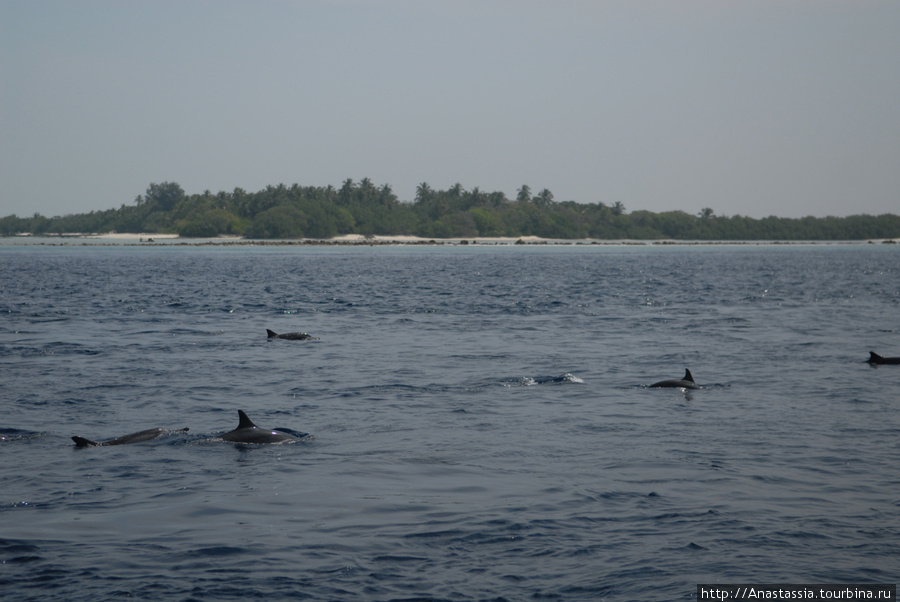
[2,1,898,219]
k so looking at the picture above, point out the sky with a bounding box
[1,0,898,220]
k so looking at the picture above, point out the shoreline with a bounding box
[2,232,897,247]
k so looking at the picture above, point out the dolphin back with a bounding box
[869,351,900,364]
[72,427,189,448]
[267,329,316,341]
[650,368,701,389]
[72,436,100,448]
[221,410,301,444]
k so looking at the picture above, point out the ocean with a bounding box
[1,241,898,601]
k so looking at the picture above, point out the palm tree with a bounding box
[379,184,397,207]
[415,182,433,204]
[145,182,185,211]
[338,179,355,206]
[468,186,482,207]
[516,185,532,203]
[358,178,377,203]
[535,188,554,207]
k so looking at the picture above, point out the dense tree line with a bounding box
[2,180,899,241]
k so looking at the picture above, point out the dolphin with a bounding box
[267,329,318,341]
[72,427,189,448]
[867,351,900,365]
[220,410,304,444]
[650,369,701,390]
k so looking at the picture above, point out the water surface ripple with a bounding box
[1,244,898,600]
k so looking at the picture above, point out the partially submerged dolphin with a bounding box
[267,329,318,341]
[220,410,304,444]
[868,351,900,365]
[72,427,189,448]
[650,369,701,390]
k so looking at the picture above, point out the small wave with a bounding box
[0,428,44,442]
[501,373,584,387]
[185,546,248,558]
[334,382,491,399]
[372,554,431,563]
[269,427,311,439]
[0,538,43,564]
[3,343,102,358]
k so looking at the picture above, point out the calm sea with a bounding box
[1,241,898,601]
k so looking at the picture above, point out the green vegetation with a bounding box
[2,180,899,240]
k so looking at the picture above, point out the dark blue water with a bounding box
[2,243,898,601]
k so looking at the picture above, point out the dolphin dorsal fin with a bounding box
[267,329,278,338]
[237,410,258,429]
[683,369,694,382]
[72,436,99,448]
[869,351,882,361]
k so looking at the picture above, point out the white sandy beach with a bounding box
[329,234,547,244]
[84,233,181,240]
[6,232,894,246]
[79,233,552,244]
